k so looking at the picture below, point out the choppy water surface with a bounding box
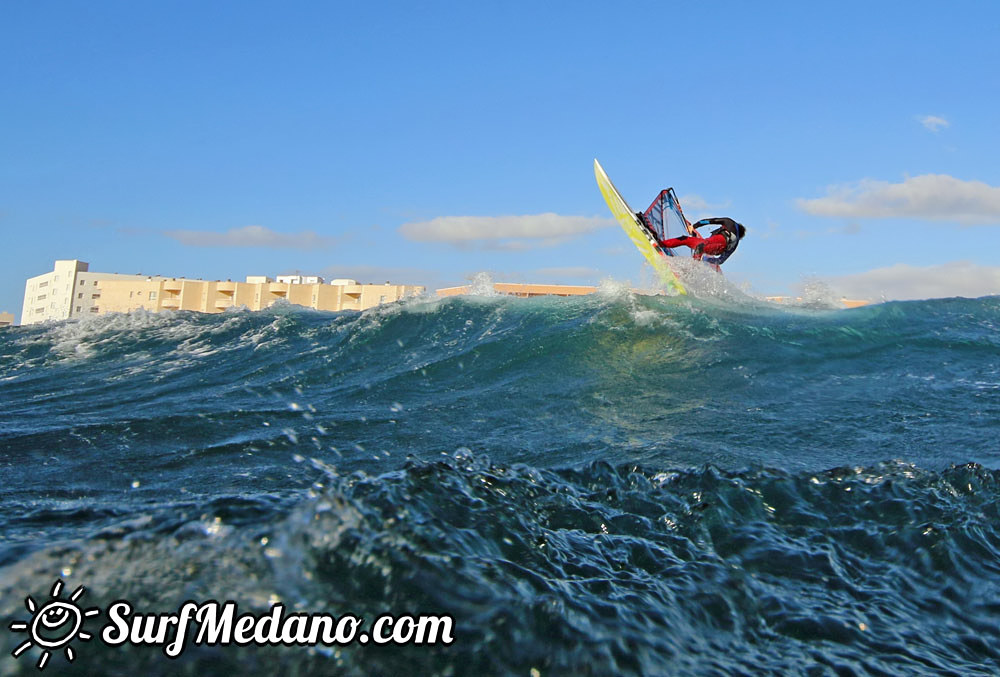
[1,286,998,675]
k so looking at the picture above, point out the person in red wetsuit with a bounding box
[661,217,746,265]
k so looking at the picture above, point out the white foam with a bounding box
[468,272,500,297]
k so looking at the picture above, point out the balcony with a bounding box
[163,280,183,292]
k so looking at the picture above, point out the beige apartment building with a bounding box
[765,296,870,308]
[0,312,14,328]
[21,260,166,325]
[22,261,425,322]
[97,276,424,315]
[437,283,871,307]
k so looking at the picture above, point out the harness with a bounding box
[711,226,739,251]
[703,220,743,265]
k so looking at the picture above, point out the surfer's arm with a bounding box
[690,217,728,231]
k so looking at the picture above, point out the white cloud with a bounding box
[919,115,950,132]
[824,261,1000,301]
[797,174,1000,224]
[398,213,614,249]
[164,225,337,249]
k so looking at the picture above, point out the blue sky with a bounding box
[4,1,1000,320]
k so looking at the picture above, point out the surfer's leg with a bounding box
[662,235,703,249]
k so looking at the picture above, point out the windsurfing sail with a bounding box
[640,188,693,257]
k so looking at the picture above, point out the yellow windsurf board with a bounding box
[593,158,686,294]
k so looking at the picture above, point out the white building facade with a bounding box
[21,260,150,325]
[275,274,324,285]
[21,261,425,323]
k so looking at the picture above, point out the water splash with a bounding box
[467,272,499,296]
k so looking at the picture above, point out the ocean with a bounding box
[1,281,998,675]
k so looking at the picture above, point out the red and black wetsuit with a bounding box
[661,217,743,265]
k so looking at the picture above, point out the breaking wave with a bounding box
[1,291,999,674]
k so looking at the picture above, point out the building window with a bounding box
[35,307,44,314]
[92,293,100,299]
[129,291,134,298]
[90,307,99,313]
[80,280,85,286]
[76,306,81,312]
[379,295,387,303]
[37,294,47,300]
[149,291,157,300]
[93,281,98,286]
[78,293,83,299]
[137,291,143,296]
[39,281,49,288]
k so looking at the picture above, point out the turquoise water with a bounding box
[1,289,998,675]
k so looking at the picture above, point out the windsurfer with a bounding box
[660,217,745,266]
